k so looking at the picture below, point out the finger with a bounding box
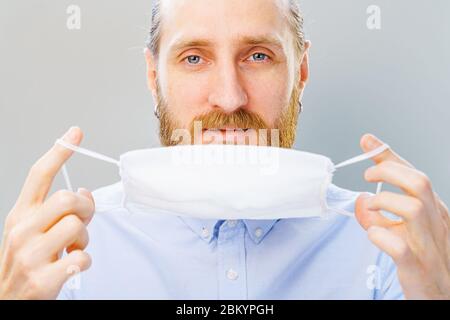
[367,226,415,267]
[365,191,438,247]
[360,134,413,168]
[355,193,399,230]
[367,191,427,221]
[365,162,442,234]
[40,215,89,259]
[365,161,435,203]
[42,250,92,295]
[434,192,450,227]
[32,189,95,233]
[432,193,450,254]
[18,126,83,206]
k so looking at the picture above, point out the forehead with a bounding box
[159,0,292,52]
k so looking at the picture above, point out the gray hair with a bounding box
[146,0,305,61]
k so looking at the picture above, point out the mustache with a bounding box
[189,108,269,131]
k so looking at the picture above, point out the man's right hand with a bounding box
[0,127,95,299]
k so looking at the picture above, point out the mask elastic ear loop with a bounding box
[56,139,120,192]
[376,182,383,195]
[61,164,74,192]
[327,144,390,217]
[334,144,389,169]
[334,143,389,195]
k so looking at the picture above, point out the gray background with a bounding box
[1,0,449,232]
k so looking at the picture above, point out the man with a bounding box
[0,0,449,299]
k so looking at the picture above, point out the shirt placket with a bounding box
[217,220,247,299]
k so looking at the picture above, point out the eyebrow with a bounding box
[239,35,284,50]
[169,34,285,54]
[170,39,213,52]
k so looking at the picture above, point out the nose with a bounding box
[208,61,248,113]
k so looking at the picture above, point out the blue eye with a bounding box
[186,55,202,65]
[249,53,269,62]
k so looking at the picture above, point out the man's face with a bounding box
[146,0,309,147]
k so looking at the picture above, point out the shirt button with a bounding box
[227,220,238,228]
[254,227,263,238]
[226,268,239,281]
[201,227,210,239]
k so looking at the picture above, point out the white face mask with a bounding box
[56,139,389,220]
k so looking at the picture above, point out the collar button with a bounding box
[254,227,263,238]
[201,227,210,239]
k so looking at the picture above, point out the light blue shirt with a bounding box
[58,182,403,299]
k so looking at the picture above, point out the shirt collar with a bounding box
[243,219,279,244]
[178,216,221,244]
[178,216,279,245]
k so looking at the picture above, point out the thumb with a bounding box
[77,187,95,224]
[77,187,94,202]
[355,193,394,230]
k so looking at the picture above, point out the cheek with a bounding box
[164,69,211,127]
[245,68,292,126]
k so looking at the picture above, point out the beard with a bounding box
[156,81,301,149]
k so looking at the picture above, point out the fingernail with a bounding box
[364,166,375,180]
[366,134,378,149]
[77,187,89,194]
[68,126,79,141]
[360,192,371,199]
[359,193,372,207]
